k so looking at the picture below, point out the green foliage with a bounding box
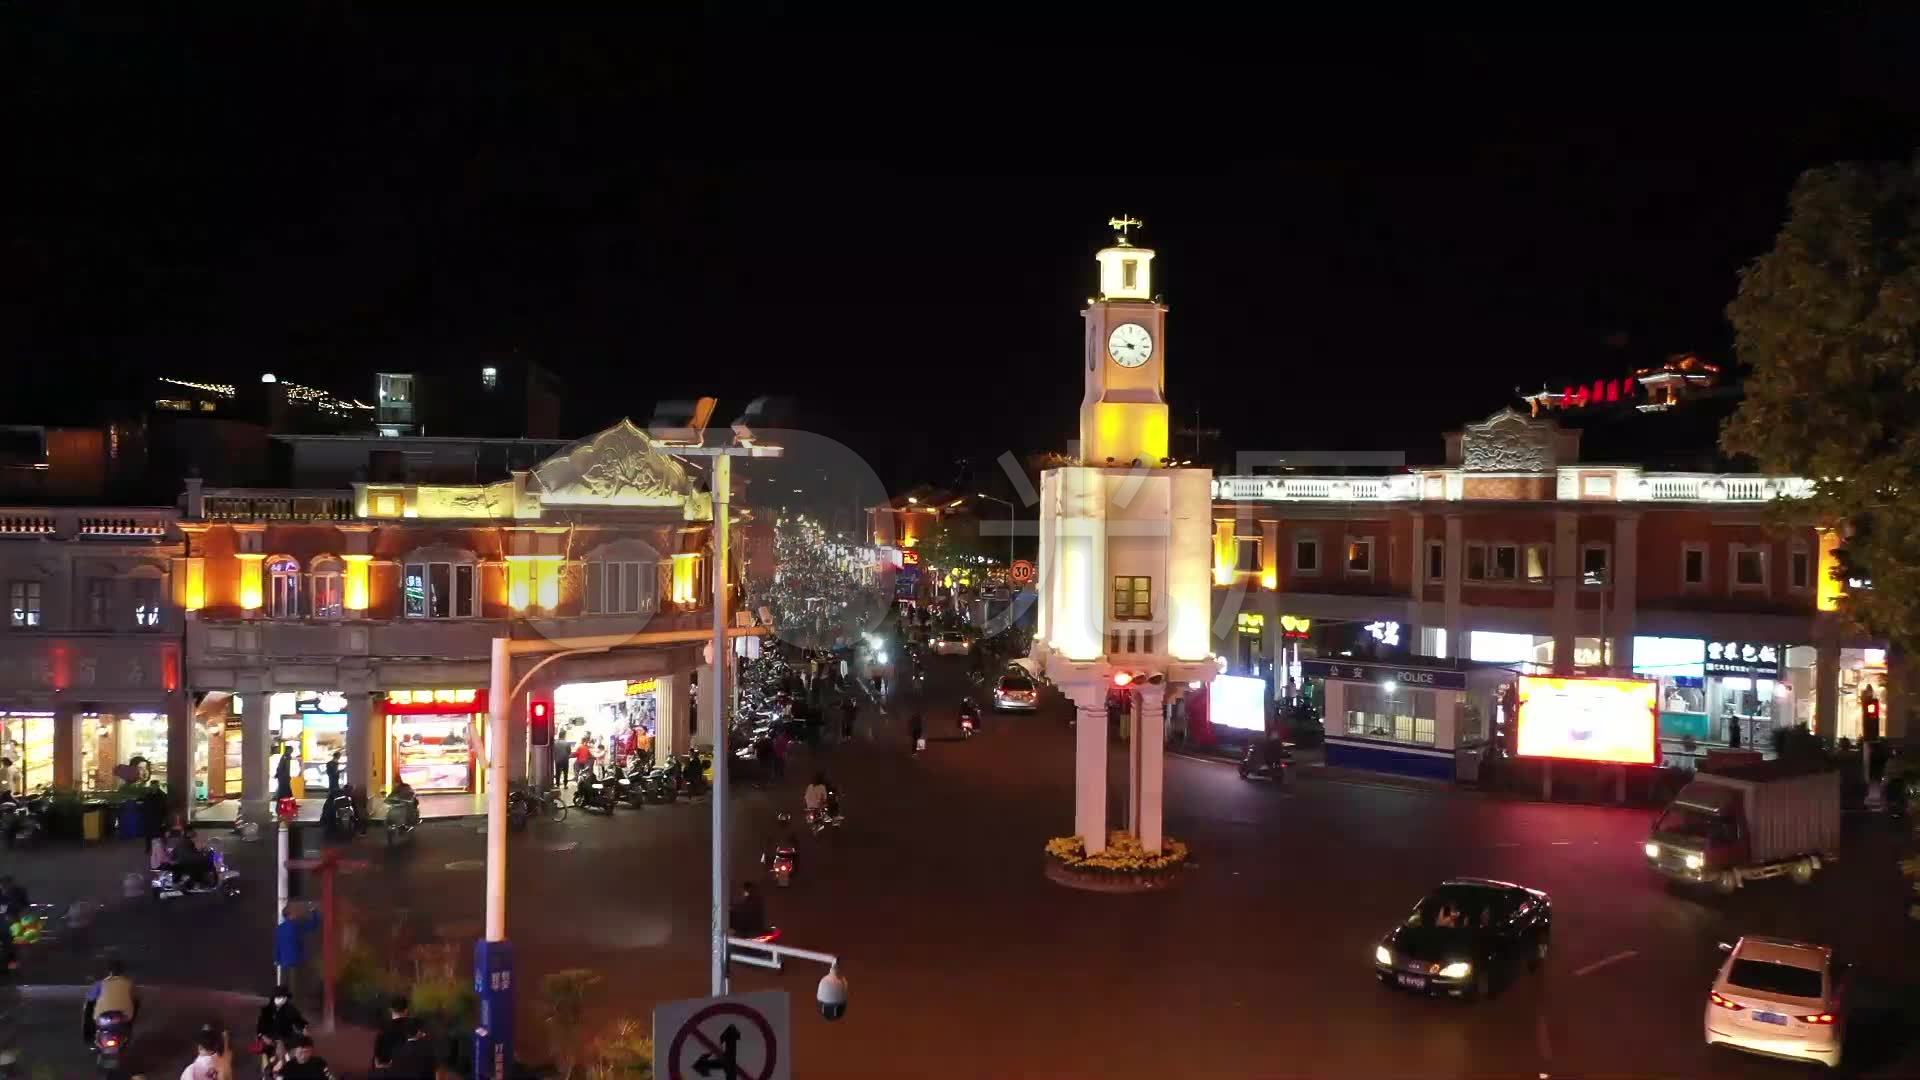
[338,941,408,1013]
[583,1018,655,1079]
[542,969,604,1078]
[411,972,479,1030]
[1722,158,1920,657]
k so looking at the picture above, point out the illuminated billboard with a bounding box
[1515,675,1657,765]
[1209,673,1267,733]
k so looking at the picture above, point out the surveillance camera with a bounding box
[816,969,848,1021]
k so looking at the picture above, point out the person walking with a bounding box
[274,744,295,802]
[325,751,342,804]
[553,728,575,785]
[275,902,321,1001]
[840,696,857,741]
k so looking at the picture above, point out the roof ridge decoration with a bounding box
[530,418,697,509]
[1460,408,1557,473]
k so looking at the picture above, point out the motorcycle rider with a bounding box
[82,955,137,1047]
[803,773,830,817]
[386,778,420,826]
[168,829,217,891]
[959,698,980,731]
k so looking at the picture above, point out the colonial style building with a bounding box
[1208,407,1891,769]
[176,419,737,813]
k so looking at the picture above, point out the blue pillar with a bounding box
[473,938,515,1079]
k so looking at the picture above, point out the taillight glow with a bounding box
[1709,991,1744,1010]
[1800,1012,1836,1024]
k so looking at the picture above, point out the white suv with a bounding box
[1705,936,1845,1069]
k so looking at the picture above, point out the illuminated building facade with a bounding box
[180,419,735,812]
[1030,220,1214,855]
[1208,406,1892,769]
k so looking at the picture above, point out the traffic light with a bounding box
[1863,697,1881,741]
[529,696,554,746]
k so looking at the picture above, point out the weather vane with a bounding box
[1108,214,1143,246]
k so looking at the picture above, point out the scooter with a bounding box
[322,788,360,840]
[1238,740,1293,783]
[92,1009,130,1076]
[960,715,975,739]
[384,797,420,847]
[765,844,795,887]
[151,847,241,901]
[574,775,619,815]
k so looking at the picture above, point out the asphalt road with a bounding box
[15,654,1920,1077]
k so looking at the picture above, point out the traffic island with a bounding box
[1043,832,1189,894]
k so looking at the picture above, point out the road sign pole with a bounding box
[475,636,515,1079]
[710,452,732,996]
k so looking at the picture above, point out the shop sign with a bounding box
[298,691,349,714]
[1365,620,1401,647]
[1235,612,1265,635]
[625,679,659,696]
[1703,641,1784,678]
[385,688,488,715]
[901,548,920,566]
[1279,614,1313,640]
[1300,658,1468,691]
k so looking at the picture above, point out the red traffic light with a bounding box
[529,697,554,746]
[1112,671,1134,687]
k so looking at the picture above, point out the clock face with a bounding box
[1107,322,1154,368]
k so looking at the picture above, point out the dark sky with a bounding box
[6,19,1919,486]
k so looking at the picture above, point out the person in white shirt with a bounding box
[0,756,16,798]
[180,1024,229,1079]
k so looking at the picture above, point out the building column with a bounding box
[52,703,77,789]
[1069,684,1109,854]
[506,684,529,785]
[240,689,270,812]
[1442,516,1465,654]
[693,663,719,750]
[1136,684,1166,852]
[1551,510,1579,674]
[1611,514,1639,673]
[165,694,193,812]
[1887,645,1912,741]
[1814,626,1841,738]
[345,691,374,796]
[657,670,692,758]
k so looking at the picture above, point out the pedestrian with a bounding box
[275,902,321,1000]
[770,728,790,780]
[373,994,412,1073]
[325,750,342,804]
[553,726,574,784]
[841,697,857,740]
[573,736,593,778]
[0,756,15,798]
[254,984,307,1071]
[274,744,295,801]
[382,1018,439,1079]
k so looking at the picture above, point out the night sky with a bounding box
[7,20,1918,487]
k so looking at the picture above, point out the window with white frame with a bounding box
[8,581,41,628]
[1293,536,1319,574]
[1465,542,1487,582]
[1345,537,1373,576]
[84,578,112,628]
[1682,544,1707,588]
[1789,545,1811,591]
[587,559,661,615]
[1731,544,1768,589]
[131,576,163,629]
[1581,543,1610,584]
[1490,543,1518,581]
[1524,543,1550,583]
[1426,540,1445,583]
[267,556,302,618]
[310,556,345,619]
[403,549,478,619]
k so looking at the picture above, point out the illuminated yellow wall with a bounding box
[1260,521,1279,590]
[506,556,562,612]
[177,557,205,612]
[670,553,700,606]
[1212,520,1235,586]
[235,553,264,611]
[343,554,372,612]
[1817,529,1845,613]
[1080,401,1169,468]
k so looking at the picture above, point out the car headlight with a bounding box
[1643,842,1660,859]
[1374,945,1392,966]
[1438,961,1472,979]
[1684,853,1703,871]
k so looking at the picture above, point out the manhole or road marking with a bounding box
[543,841,580,853]
[443,859,485,871]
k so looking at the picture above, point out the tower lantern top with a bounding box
[1095,215,1155,301]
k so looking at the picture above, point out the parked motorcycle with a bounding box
[0,794,48,848]
[322,788,360,840]
[384,796,420,847]
[574,775,619,815]
[1238,740,1293,783]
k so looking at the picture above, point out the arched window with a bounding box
[402,545,478,619]
[310,555,345,619]
[584,540,661,615]
[267,556,302,619]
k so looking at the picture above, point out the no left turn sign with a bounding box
[655,989,791,1080]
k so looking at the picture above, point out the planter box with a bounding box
[1044,858,1184,894]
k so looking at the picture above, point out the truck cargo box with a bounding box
[1689,760,1841,864]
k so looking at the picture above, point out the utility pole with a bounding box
[1174,405,1220,465]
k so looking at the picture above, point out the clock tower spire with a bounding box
[1080,216,1169,465]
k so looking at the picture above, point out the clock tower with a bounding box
[1079,215,1170,466]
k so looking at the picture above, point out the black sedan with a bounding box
[1373,878,1552,999]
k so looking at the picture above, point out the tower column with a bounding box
[1067,683,1110,854]
[1135,684,1166,852]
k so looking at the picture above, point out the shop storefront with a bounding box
[1633,636,1788,752]
[0,712,55,792]
[1308,657,1507,780]
[79,712,169,790]
[383,688,486,794]
[241,691,351,796]
[192,694,244,802]
[556,678,659,764]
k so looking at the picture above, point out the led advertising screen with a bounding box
[1208,674,1267,733]
[1515,675,1658,765]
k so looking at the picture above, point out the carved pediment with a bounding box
[1460,409,1557,473]
[531,419,696,508]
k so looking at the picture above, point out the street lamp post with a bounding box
[972,493,1016,570]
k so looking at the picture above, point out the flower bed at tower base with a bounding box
[1044,831,1188,893]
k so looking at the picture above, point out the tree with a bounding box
[1722,158,1920,657]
